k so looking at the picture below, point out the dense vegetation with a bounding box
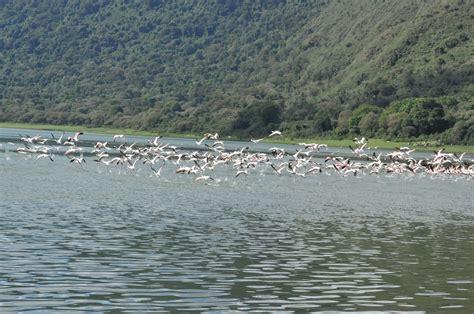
[0,0,473,144]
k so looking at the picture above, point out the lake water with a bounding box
[0,129,473,312]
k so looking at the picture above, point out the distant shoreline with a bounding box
[1,122,473,154]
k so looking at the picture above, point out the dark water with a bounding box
[0,133,473,312]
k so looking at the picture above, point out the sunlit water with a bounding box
[0,131,473,312]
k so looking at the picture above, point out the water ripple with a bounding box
[0,152,473,311]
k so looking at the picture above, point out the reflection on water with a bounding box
[0,147,473,312]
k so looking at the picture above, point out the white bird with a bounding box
[302,143,328,151]
[196,137,206,146]
[70,153,86,165]
[196,132,219,146]
[36,153,54,162]
[64,132,83,145]
[207,132,219,140]
[127,159,140,170]
[113,134,125,142]
[33,137,48,145]
[195,175,214,182]
[396,146,415,154]
[102,157,124,166]
[349,143,367,155]
[293,150,311,159]
[94,141,109,150]
[305,165,322,175]
[176,166,195,174]
[270,163,285,175]
[269,130,282,137]
[51,132,64,144]
[71,132,83,142]
[235,169,249,177]
[64,147,82,157]
[150,136,162,147]
[19,134,34,144]
[94,151,109,161]
[15,146,35,154]
[353,137,367,145]
[150,164,164,177]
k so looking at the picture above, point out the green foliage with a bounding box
[357,112,380,137]
[335,110,352,136]
[380,98,450,137]
[348,104,381,132]
[232,101,282,136]
[0,0,472,143]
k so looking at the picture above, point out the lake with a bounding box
[0,128,473,312]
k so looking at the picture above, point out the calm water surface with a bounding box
[0,133,473,312]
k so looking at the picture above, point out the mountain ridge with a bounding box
[0,0,473,143]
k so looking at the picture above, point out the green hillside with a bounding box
[0,0,473,143]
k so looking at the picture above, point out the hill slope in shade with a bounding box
[0,0,473,143]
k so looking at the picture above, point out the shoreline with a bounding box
[1,122,473,153]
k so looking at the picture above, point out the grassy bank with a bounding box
[1,122,473,153]
[266,137,473,154]
[0,122,198,139]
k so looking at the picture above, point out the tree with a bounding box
[348,104,381,133]
[335,110,352,135]
[232,101,282,136]
[358,112,379,136]
[379,98,449,138]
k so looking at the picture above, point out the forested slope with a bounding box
[0,0,473,143]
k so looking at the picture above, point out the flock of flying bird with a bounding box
[3,130,474,181]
